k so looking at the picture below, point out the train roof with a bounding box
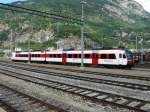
[13,47,131,54]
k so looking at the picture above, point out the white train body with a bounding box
[95,50,128,66]
[30,51,46,62]
[12,52,29,61]
[11,49,134,68]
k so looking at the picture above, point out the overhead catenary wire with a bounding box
[0,3,82,25]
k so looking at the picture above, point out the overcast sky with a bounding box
[0,0,25,3]
[134,0,150,12]
[0,0,150,12]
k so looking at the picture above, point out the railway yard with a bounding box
[0,60,149,112]
[0,0,150,112]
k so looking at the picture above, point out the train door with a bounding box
[28,53,31,62]
[92,53,98,65]
[44,51,47,62]
[62,53,67,65]
[118,53,123,65]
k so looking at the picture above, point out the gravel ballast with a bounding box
[1,65,150,102]
[0,73,135,112]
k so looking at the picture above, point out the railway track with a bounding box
[0,62,150,91]
[0,100,17,112]
[0,83,67,112]
[0,67,150,112]
[132,68,150,72]
[1,61,150,81]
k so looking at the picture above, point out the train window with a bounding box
[49,54,52,58]
[101,54,107,59]
[79,54,85,58]
[119,54,122,58]
[68,54,72,58]
[74,54,78,58]
[92,54,98,58]
[99,54,101,59]
[123,54,126,59]
[126,51,133,60]
[54,54,57,58]
[109,54,116,59]
[78,54,81,58]
[85,54,90,59]
[57,54,61,58]
[63,54,66,58]
[96,54,99,58]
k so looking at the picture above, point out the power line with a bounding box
[0,3,82,25]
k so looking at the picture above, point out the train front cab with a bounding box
[126,50,134,68]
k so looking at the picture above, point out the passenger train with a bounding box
[11,48,134,68]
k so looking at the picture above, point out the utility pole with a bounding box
[140,34,144,64]
[136,33,138,52]
[10,29,13,53]
[80,0,86,68]
[28,17,33,63]
[119,28,122,47]
[138,33,144,64]
[28,30,31,63]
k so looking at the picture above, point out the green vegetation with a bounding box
[0,30,8,42]
[0,0,150,50]
[18,40,57,51]
[0,52,4,57]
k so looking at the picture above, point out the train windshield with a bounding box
[126,50,133,60]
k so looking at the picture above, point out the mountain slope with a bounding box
[0,0,150,50]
